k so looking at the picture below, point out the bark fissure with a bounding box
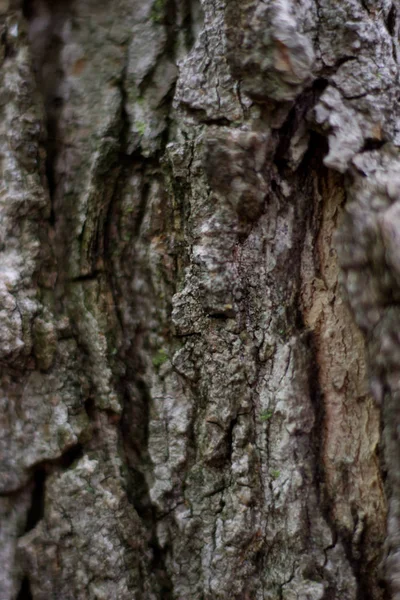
[16,576,33,600]
[23,469,45,534]
[300,144,387,598]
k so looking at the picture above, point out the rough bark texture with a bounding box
[0,0,398,598]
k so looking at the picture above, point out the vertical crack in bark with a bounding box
[99,14,181,597]
[300,140,387,599]
[106,164,176,597]
[23,0,73,226]
[23,468,45,534]
[21,442,83,530]
[16,576,33,600]
[121,383,175,599]
[182,0,204,51]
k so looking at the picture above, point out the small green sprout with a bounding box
[135,121,146,136]
[151,0,164,23]
[271,470,280,480]
[260,410,273,422]
[152,349,168,368]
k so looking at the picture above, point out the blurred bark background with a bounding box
[1,0,399,598]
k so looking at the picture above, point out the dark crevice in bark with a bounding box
[21,0,34,19]
[23,468,45,533]
[278,567,296,600]
[385,3,398,65]
[100,44,179,599]
[178,102,233,126]
[226,415,239,462]
[120,380,152,517]
[57,443,84,468]
[361,138,387,152]
[1,23,16,59]
[274,80,328,170]
[307,335,325,492]
[386,4,397,36]
[108,277,176,595]
[377,383,392,600]
[360,0,371,15]
[207,310,234,319]
[151,0,177,34]
[341,525,381,600]
[0,442,85,501]
[121,378,175,599]
[23,0,73,227]
[18,443,83,539]
[129,486,175,599]
[83,396,96,422]
[318,56,359,79]
[31,443,84,475]
[332,56,358,69]
[376,386,390,491]
[163,0,178,56]
[67,270,103,283]
[101,73,136,332]
[182,0,204,51]
[307,333,342,598]
[16,577,33,600]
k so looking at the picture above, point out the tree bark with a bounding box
[0,0,397,598]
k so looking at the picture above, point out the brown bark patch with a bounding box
[301,169,387,598]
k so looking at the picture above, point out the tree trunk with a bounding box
[1,0,398,598]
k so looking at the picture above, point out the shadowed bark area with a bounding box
[0,0,398,599]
